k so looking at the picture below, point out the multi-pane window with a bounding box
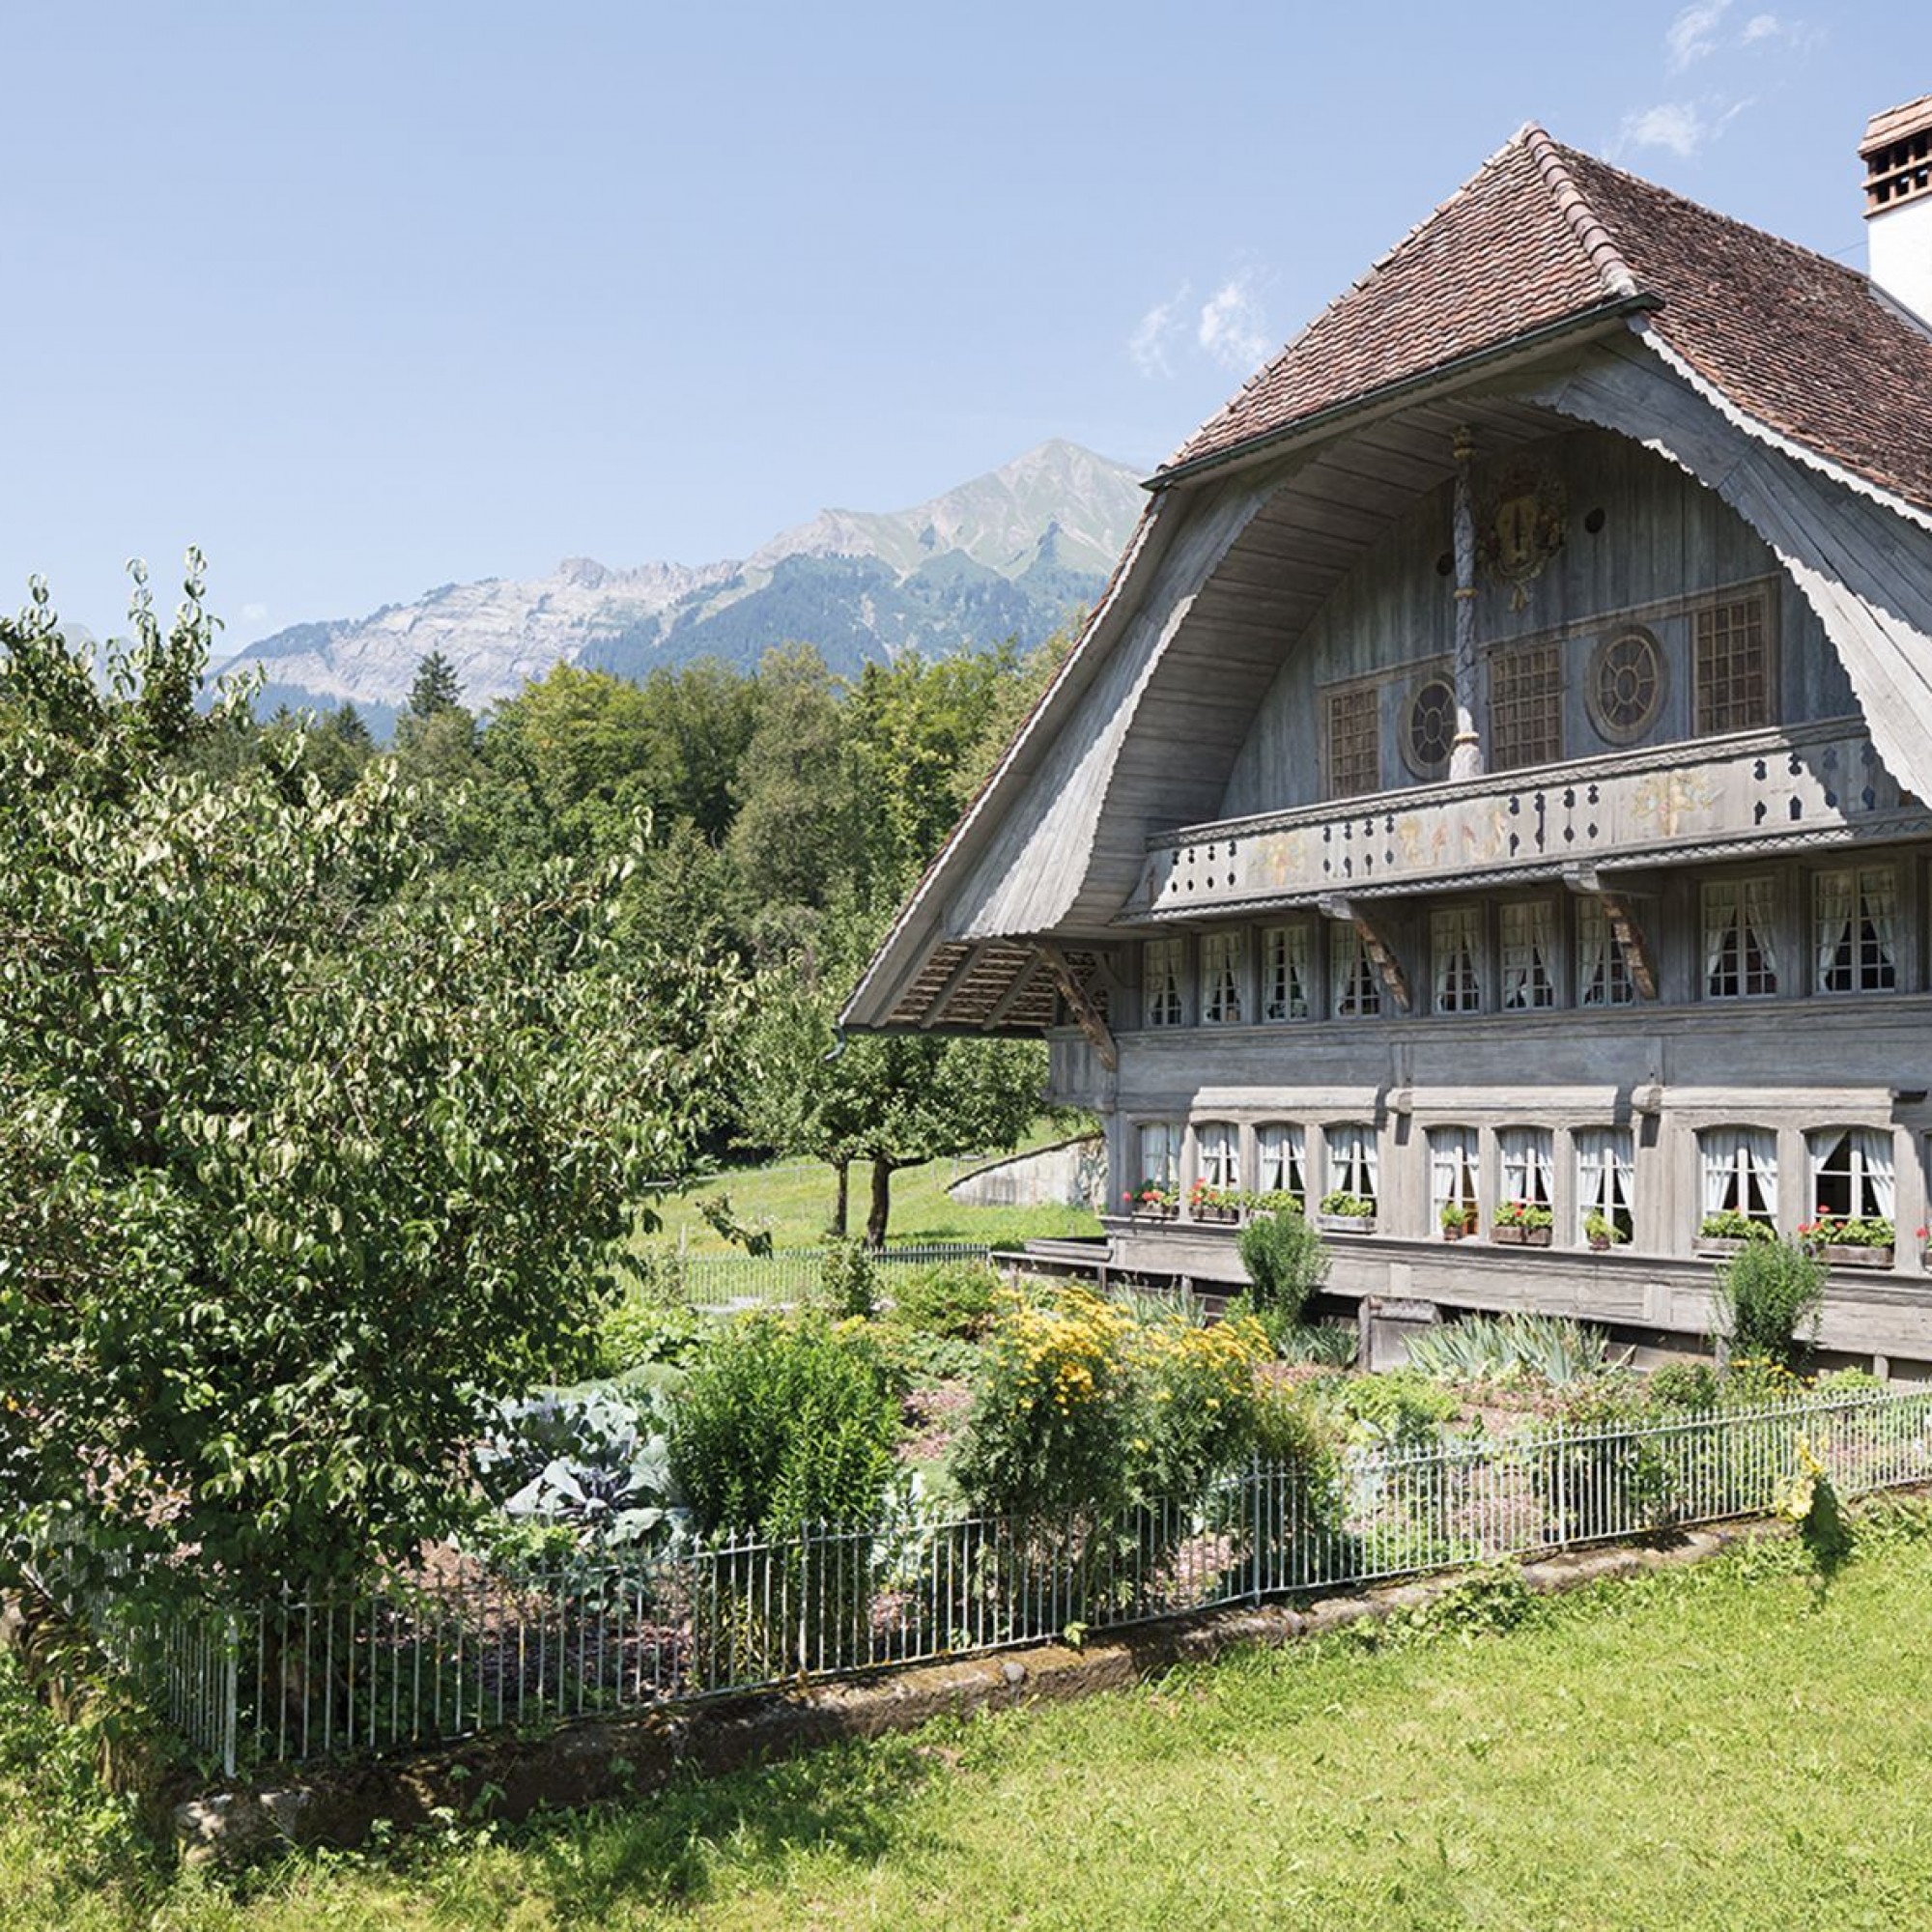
[1577,897,1635,1007]
[1256,1122,1307,1203]
[1330,922,1381,1019]
[1262,923,1312,1021]
[1201,929,1245,1024]
[1700,1126,1777,1227]
[1499,900,1557,1009]
[1431,906,1483,1013]
[1325,1123,1378,1210]
[1195,1121,1240,1192]
[1702,878,1779,998]
[1325,683,1380,798]
[1813,867,1897,994]
[1488,640,1562,771]
[1144,937,1185,1027]
[1429,1125,1480,1226]
[1808,1128,1895,1223]
[1137,1121,1181,1192]
[1498,1127,1554,1208]
[1576,1128,1634,1244]
[1694,592,1771,735]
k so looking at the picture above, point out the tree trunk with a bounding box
[830,1160,849,1237]
[866,1156,894,1249]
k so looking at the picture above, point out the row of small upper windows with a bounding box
[1137,1121,1900,1246]
[1143,862,1903,1026]
[1323,590,1772,800]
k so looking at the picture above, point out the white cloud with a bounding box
[1197,273,1271,373]
[241,601,269,622]
[1665,0,1731,71]
[1741,11,1779,40]
[1621,100,1709,157]
[1128,283,1190,378]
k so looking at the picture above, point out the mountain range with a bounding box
[226,441,1145,729]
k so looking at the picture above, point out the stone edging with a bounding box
[175,1511,1804,1865]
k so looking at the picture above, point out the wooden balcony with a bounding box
[1132,720,1929,916]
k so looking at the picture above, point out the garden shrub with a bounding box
[955,1288,1267,1531]
[595,1298,711,1377]
[1713,1237,1825,1368]
[819,1238,879,1321]
[667,1313,900,1537]
[1320,1370,1461,1450]
[1236,1208,1330,1326]
[887,1260,1002,1340]
[1646,1360,1720,1410]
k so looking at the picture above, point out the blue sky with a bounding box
[7,2,1926,652]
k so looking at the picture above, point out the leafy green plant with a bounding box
[1698,1208,1776,1243]
[819,1237,879,1321]
[1647,1361,1721,1410]
[1318,1370,1460,1450]
[667,1313,900,1536]
[1712,1237,1826,1369]
[1318,1191,1375,1218]
[1236,1208,1331,1325]
[887,1260,1003,1339]
[1402,1313,1617,1387]
[1797,1214,1894,1249]
[1492,1199,1554,1230]
[1440,1200,1477,1233]
[1275,1321,1360,1368]
[473,1385,685,1550]
[1583,1208,1628,1246]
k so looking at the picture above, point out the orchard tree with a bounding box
[0,560,740,1616]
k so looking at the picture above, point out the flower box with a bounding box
[1819,1242,1893,1269]
[1693,1236,1749,1258]
[1316,1212,1377,1236]
[1492,1225,1551,1247]
[1190,1206,1240,1225]
[1131,1204,1178,1222]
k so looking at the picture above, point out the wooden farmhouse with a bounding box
[844,104,1932,1373]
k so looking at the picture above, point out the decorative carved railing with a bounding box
[1134,721,1928,913]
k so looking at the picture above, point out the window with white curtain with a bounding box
[1699,1126,1777,1224]
[1576,1128,1635,1242]
[1431,906,1482,1013]
[1331,923,1381,1018]
[1813,867,1897,994]
[1808,1127,1895,1221]
[1201,930,1244,1023]
[1262,923,1312,1021]
[1256,1123,1307,1201]
[1576,897,1634,1007]
[1428,1125,1480,1221]
[1195,1121,1240,1190]
[1325,1123,1378,1208]
[1137,1122,1181,1190]
[1500,900,1557,1009]
[1144,937,1185,1027]
[1498,1126,1554,1207]
[1702,878,1779,998]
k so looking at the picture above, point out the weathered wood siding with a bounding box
[1220,427,1848,821]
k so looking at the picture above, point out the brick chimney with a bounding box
[1862,93,1932,323]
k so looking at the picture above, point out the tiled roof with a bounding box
[1162,127,1932,515]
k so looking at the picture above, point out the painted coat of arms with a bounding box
[1478,460,1567,611]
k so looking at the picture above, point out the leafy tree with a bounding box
[0,566,740,1618]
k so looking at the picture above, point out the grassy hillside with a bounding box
[642,1126,1104,1253]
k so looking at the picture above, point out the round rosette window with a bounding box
[1588,626,1665,743]
[1404,674,1457,780]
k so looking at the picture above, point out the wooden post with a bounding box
[1450,425,1483,781]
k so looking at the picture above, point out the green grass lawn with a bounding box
[12,1512,1932,1929]
[640,1122,1104,1254]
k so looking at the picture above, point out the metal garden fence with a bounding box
[639,1241,996,1308]
[155,1385,1932,1776]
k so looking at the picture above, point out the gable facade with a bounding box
[845,122,1932,1371]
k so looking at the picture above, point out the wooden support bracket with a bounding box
[1562,867,1659,1001]
[1038,944,1118,1071]
[1320,895,1412,1013]
[983,951,1049,1028]
[921,944,988,1029]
